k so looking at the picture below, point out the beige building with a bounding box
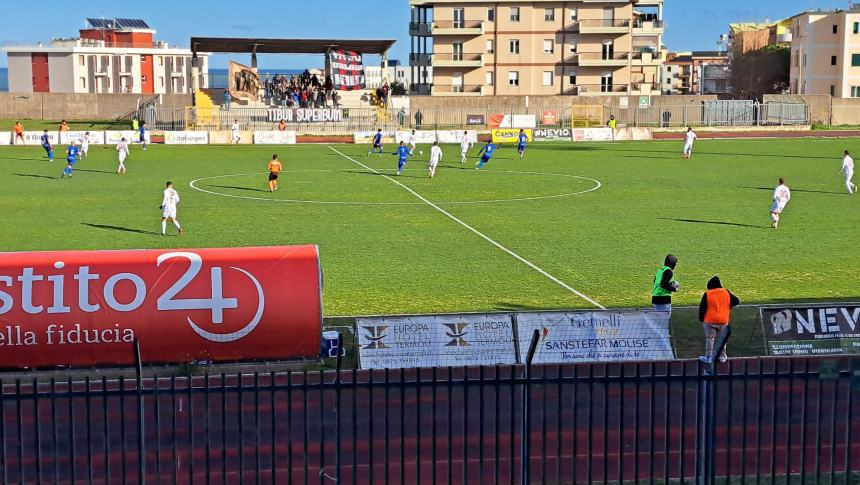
[409,0,665,96]
[789,8,860,98]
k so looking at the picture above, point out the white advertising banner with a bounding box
[436,130,478,144]
[105,130,138,145]
[572,128,615,142]
[357,314,517,369]
[254,131,298,145]
[353,131,395,144]
[0,132,11,145]
[612,128,653,141]
[517,310,674,364]
[490,114,537,129]
[395,130,438,144]
[164,131,209,145]
[60,131,106,145]
[22,131,58,146]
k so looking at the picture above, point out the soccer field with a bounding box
[1,138,858,317]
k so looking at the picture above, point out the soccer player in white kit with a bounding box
[770,178,791,229]
[79,132,91,158]
[407,129,417,156]
[160,181,184,236]
[116,137,130,174]
[839,150,857,194]
[428,141,442,178]
[231,120,241,145]
[459,131,472,163]
[682,127,697,159]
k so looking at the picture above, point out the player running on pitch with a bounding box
[116,137,130,174]
[231,119,241,145]
[682,127,697,159]
[840,150,856,194]
[368,129,384,157]
[40,130,53,162]
[61,141,80,178]
[475,139,498,170]
[139,121,148,150]
[393,141,412,176]
[769,178,791,229]
[160,181,184,236]
[428,141,442,178]
[267,154,283,192]
[79,131,91,158]
[460,131,472,163]
[517,129,529,160]
[407,129,418,156]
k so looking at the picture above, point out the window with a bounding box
[600,73,613,92]
[487,7,495,21]
[486,39,494,53]
[159,76,164,87]
[830,85,836,96]
[80,77,86,89]
[833,24,838,34]
[569,8,578,21]
[853,54,860,66]
[453,42,464,61]
[453,8,464,28]
[568,74,576,85]
[158,56,163,66]
[569,39,578,53]
[79,55,85,66]
[141,74,147,83]
[508,71,519,86]
[854,22,859,34]
[543,39,554,54]
[803,54,807,66]
[542,71,554,86]
[852,86,860,97]
[510,7,520,22]
[544,8,555,21]
[486,71,494,86]
[832,55,838,65]
[509,39,520,54]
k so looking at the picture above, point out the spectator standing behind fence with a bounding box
[697,276,739,364]
[651,254,679,314]
[223,89,231,111]
[607,115,617,129]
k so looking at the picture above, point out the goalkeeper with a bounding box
[651,254,679,314]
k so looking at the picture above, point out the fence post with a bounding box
[334,333,343,482]
[521,329,540,485]
[698,325,732,485]
[133,338,145,484]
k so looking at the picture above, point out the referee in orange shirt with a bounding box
[267,155,283,192]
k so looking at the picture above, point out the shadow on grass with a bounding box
[14,173,56,180]
[74,168,115,174]
[1,157,49,161]
[206,184,267,193]
[740,186,845,195]
[495,302,557,312]
[610,147,836,160]
[659,217,765,229]
[82,223,160,236]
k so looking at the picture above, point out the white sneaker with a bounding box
[719,354,728,363]
[698,355,711,364]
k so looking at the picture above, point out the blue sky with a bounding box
[0,0,850,68]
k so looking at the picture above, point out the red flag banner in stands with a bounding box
[0,245,322,369]
[330,50,366,91]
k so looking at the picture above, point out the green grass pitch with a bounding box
[1,138,858,320]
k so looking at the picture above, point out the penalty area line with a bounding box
[327,146,605,310]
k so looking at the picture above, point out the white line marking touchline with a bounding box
[328,146,605,309]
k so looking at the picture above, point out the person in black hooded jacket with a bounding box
[698,276,740,363]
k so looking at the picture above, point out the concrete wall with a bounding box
[0,93,192,120]
[7,53,33,93]
[410,93,716,110]
[831,97,860,125]
[48,53,75,93]
[763,94,830,124]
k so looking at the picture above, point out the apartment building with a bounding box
[3,18,208,94]
[789,8,860,98]
[409,0,665,96]
[662,51,729,95]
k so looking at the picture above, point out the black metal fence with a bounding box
[1,350,858,483]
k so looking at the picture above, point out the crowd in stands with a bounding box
[263,70,340,108]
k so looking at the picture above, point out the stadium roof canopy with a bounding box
[190,37,396,56]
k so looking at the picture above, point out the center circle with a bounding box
[189,170,602,205]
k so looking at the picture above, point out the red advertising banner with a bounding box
[0,245,322,368]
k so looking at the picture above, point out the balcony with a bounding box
[431,84,484,96]
[577,51,630,67]
[631,82,660,94]
[432,52,484,68]
[631,50,664,65]
[577,18,631,34]
[575,84,629,95]
[633,18,664,34]
[409,53,432,66]
[432,20,484,36]
[409,21,432,36]
[409,83,432,95]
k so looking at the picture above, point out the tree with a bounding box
[729,45,790,100]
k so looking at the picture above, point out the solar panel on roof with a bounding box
[85,18,150,29]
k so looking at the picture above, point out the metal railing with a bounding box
[432,53,483,62]
[578,51,631,61]
[0,351,856,483]
[432,84,483,94]
[578,18,631,28]
[433,20,483,29]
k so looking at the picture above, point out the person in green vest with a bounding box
[132,117,139,132]
[607,115,617,129]
[651,254,680,313]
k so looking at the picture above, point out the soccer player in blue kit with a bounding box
[475,139,497,170]
[40,130,53,162]
[139,121,148,150]
[61,141,80,178]
[368,128,384,157]
[393,141,411,175]
[517,129,528,159]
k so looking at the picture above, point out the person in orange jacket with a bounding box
[698,276,739,364]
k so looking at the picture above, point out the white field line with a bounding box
[328,146,605,309]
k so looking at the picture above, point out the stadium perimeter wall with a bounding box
[408,94,718,110]
[0,93,191,121]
